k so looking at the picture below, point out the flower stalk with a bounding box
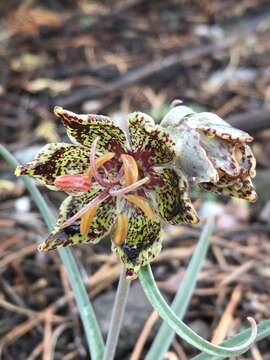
[103,267,131,360]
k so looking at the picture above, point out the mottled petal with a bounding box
[38,186,116,251]
[201,176,257,202]
[200,134,240,177]
[128,112,176,165]
[15,143,90,190]
[236,144,256,178]
[54,106,128,152]
[151,168,199,225]
[173,126,218,183]
[112,201,161,276]
[189,112,253,142]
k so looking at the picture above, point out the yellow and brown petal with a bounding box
[15,143,90,191]
[150,168,199,225]
[128,112,176,165]
[38,186,117,251]
[54,106,129,153]
[112,202,161,278]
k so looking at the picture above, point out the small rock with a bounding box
[93,282,160,357]
[15,196,31,212]
[199,201,224,218]
[188,320,210,340]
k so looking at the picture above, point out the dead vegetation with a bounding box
[1,0,270,359]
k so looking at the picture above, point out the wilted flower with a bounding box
[160,105,257,202]
[16,107,198,279]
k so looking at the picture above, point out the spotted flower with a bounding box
[161,105,257,201]
[16,107,198,279]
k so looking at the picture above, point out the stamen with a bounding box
[61,190,109,229]
[112,213,128,246]
[80,204,99,236]
[86,152,115,179]
[121,154,139,185]
[90,137,112,188]
[109,177,149,197]
[124,194,156,221]
[54,174,92,192]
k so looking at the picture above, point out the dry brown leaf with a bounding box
[8,7,63,35]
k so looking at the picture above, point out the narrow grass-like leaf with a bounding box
[0,144,104,360]
[139,264,257,357]
[146,216,214,360]
[192,319,270,360]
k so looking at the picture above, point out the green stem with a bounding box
[146,216,214,360]
[103,267,130,360]
[0,144,104,360]
[192,320,270,360]
[139,265,257,357]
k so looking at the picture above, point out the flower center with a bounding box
[56,137,156,240]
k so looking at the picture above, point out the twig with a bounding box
[42,309,54,360]
[211,285,242,344]
[227,108,270,134]
[0,298,63,322]
[130,311,159,360]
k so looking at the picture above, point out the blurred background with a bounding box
[1,0,270,359]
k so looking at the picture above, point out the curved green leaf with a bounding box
[192,320,270,360]
[139,264,257,357]
[146,216,214,360]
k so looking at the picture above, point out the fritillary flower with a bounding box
[16,107,198,279]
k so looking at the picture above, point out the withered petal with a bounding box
[189,112,253,143]
[241,144,256,178]
[200,134,241,177]
[173,126,219,183]
[201,176,257,202]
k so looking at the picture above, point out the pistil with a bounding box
[109,177,149,197]
[61,190,110,229]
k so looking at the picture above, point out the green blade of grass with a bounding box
[139,264,257,357]
[0,144,104,360]
[146,216,214,360]
[192,320,270,360]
